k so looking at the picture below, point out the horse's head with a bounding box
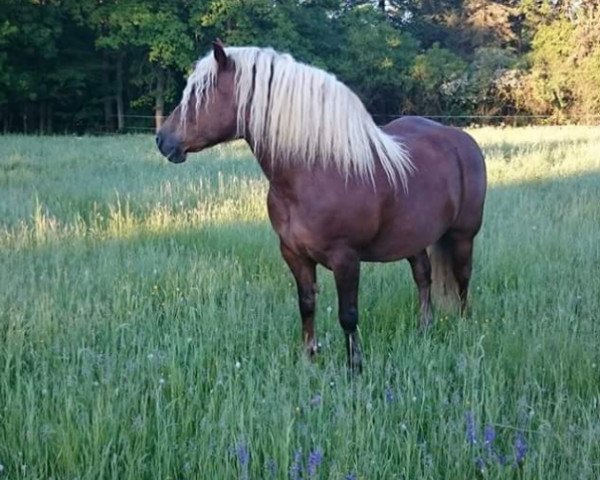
[156,40,238,164]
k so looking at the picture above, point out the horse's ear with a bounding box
[213,39,228,69]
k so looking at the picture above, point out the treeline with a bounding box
[1,0,599,134]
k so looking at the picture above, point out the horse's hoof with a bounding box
[347,353,363,375]
[347,363,363,377]
[420,309,434,326]
[419,316,433,333]
[305,340,320,360]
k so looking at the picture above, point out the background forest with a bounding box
[1,0,599,133]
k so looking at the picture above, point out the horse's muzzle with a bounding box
[156,131,187,164]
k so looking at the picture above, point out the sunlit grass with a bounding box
[0,127,599,479]
[472,125,600,185]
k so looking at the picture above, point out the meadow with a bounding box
[0,126,599,479]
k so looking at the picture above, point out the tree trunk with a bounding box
[155,67,166,132]
[103,52,115,132]
[23,107,28,134]
[115,52,125,132]
[39,101,46,134]
[5,112,12,133]
[378,0,385,12]
[47,103,53,133]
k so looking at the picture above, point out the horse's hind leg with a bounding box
[448,232,475,314]
[280,243,318,357]
[408,250,433,329]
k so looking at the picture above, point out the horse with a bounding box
[156,40,486,372]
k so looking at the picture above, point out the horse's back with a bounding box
[385,116,483,163]
[384,116,486,234]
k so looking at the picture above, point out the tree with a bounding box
[411,43,467,115]
[0,1,64,132]
[335,7,419,117]
[521,6,600,119]
[68,0,195,132]
[1,0,599,132]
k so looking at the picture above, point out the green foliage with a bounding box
[411,43,467,114]
[577,47,600,115]
[1,0,599,131]
[0,20,18,104]
[196,0,343,66]
[79,0,194,68]
[335,8,419,115]
[0,2,62,101]
[530,19,576,112]
[467,47,518,113]
[199,0,300,48]
[522,10,600,119]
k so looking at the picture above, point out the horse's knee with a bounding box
[339,306,358,333]
[299,291,315,318]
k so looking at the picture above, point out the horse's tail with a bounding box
[427,237,460,311]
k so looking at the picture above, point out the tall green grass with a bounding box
[1,126,599,479]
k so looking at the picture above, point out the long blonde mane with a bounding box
[180,46,413,188]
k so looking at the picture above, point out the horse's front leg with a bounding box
[331,250,363,373]
[280,242,318,358]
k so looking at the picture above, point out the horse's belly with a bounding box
[359,200,453,262]
[359,233,438,262]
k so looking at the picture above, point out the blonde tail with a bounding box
[427,239,460,311]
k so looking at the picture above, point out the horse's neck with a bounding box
[244,134,278,181]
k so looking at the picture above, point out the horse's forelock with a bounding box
[179,55,219,130]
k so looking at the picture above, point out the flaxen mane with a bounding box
[180,46,413,188]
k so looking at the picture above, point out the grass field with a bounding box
[0,126,599,479]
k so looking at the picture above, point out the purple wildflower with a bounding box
[483,425,496,447]
[465,411,478,445]
[290,449,302,480]
[235,441,250,480]
[236,441,249,466]
[482,425,507,466]
[307,449,323,478]
[483,424,496,457]
[309,394,322,407]
[384,387,395,404]
[475,457,486,472]
[344,472,357,480]
[514,432,528,466]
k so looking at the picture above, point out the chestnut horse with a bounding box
[156,41,486,372]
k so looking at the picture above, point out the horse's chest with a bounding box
[266,189,324,258]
